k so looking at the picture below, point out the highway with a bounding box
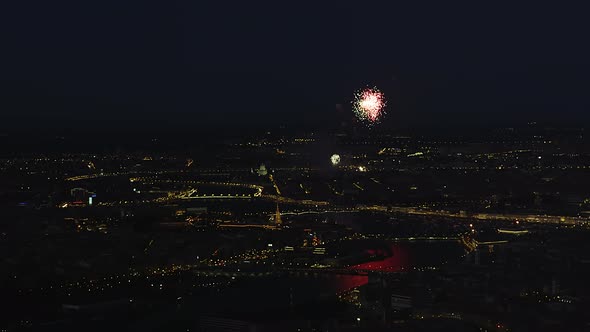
[63,170,590,226]
[358,205,590,226]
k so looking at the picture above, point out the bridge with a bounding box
[191,266,391,278]
[459,234,508,252]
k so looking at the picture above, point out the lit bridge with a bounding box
[459,234,508,252]
[191,267,389,278]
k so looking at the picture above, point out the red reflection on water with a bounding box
[349,244,409,272]
[333,275,369,293]
[334,245,409,293]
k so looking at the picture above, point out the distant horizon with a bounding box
[2,105,588,134]
[1,121,586,157]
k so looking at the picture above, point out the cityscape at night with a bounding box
[2,125,590,331]
[2,3,590,332]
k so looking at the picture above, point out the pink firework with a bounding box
[353,87,386,125]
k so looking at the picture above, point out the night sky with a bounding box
[2,3,590,132]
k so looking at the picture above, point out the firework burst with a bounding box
[352,87,387,125]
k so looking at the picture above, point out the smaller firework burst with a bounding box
[352,87,387,125]
[330,154,341,166]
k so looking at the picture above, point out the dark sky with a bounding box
[2,3,590,132]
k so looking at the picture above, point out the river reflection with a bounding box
[186,242,464,314]
[334,241,463,292]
